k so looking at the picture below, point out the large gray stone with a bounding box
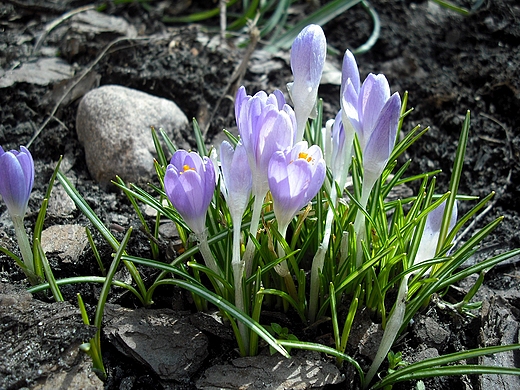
[0,283,99,389]
[103,304,209,382]
[196,351,344,389]
[76,85,189,186]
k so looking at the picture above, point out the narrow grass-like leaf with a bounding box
[372,344,520,389]
[151,126,168,169]
[86,227,105,276]
[437,111,470,250]
[58,171,147,303]
[34,238,63,302]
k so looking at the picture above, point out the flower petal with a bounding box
[341,49,360,97]
[362,92,401,177]
[358,73,391,146]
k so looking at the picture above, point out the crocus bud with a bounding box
[0,146,34,218]
[288,24,327,142]
[415,200,458,266]
[220,140,252,224]
[340,49,360,100]
[361,92,401,181]
[268,141,326,231]
[341,53,401,182]
[235,86,296,198]
[164,150,216,235]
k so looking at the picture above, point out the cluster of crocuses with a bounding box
[161,24,404,312]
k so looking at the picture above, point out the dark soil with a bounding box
[1,0,519,389]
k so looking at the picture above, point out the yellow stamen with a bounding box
[298,152,313,163]
[181,164,195,174]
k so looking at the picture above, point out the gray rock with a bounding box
[479,296,520,390]
[103,304,209,382]
[41,224,88,263]
[0,283,98,389]
[196,351,344,389]
[76,85,189,186]
[47,185,77,218]
[0,58,74,88]
[413,315,450,348]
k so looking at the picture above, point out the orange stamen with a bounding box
[298,152,313,163]
[180,164,195,174]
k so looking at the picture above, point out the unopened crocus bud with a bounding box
[164,150,216,235]
[268,141,326,232]
[415,200,458,266]
[340,49,360,100]
[288,24,327,142]
[0,146,34,218]
[341,60,401,182]
[235,86,296,198]
[220,140,252,224]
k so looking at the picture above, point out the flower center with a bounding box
[181,164,196,173]
[298,152,313,163]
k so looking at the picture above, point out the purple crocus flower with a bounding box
[288,24,327,142]
[220,140,252,224]
[268,141,326,231]
[235,86,296,198]
[164,150,215,235]
[341,50,401,182]
[415,200,458,266]
[0,146,34,218]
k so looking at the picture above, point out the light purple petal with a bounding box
[362,92,401,176]
[164,150,215,234]
[235,86,248,126]
[19,146,34,198]
[269,154,310,227]
[341,49,360,97]
[342,80,362,136]
[256,109,294,173]
[415,200,458,265]
[358,74,391,144]
[0,146,34,217]
[220,141,252,221]
[268,144,326,229]
[290,24,326,88]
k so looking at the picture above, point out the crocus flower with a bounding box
[341,49,401,182]
[268,141,326,232]
[235,86,296,198]
[415,200,458,266]
[341,50,402,267]
[288,24,327,142]
[0,145,36,280]
[164,150,215,235]
[220,140,252,225]
[0,145,34,218]
[235,86,297,276]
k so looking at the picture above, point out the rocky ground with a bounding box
[1,0,519,389]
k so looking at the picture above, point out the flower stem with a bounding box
[231,223,249,350]
[11,215,37,282]
[274,223,298,303]
[364,274,409,387]
[196,230,220,278]
[243,194,264,278]
[353,173,377,268]
[308,190,338,322]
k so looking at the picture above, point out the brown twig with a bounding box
[32,5,96,56]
